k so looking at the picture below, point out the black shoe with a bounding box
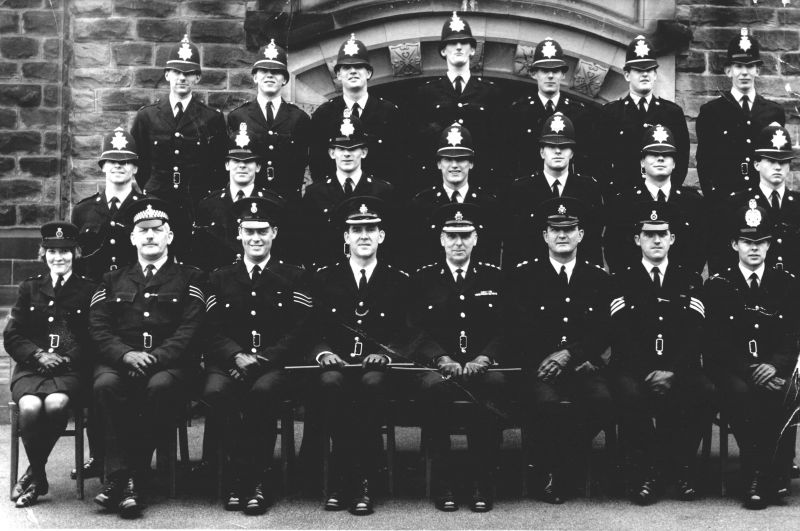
[676,468,699,501]
[744,472,767,510]
[71,457,102,480]
[224,476,244,511]
[11,466,34,502]
[632,475,659,506]
[118,476,142,519]
[434,486,458,512]
[244,481,270,515]
[469,482,493,513]
[792,463,800,479]
[538,473,565,505]
[349,478,373,516]
[324,489,345,511]
[190,459,216,479]
[94,473,125,510]
[15,474,48,508]
[773,474,791,499]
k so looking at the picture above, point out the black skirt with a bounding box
[10,364,83,403]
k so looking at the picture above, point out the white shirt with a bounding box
[731,87,756,109]
[549,257,576,282]
[256,94,282,122]
[643,258,668,283]
[645,180,671,201]
[343,93,369,115]
[544,171,568,196]
[740,262,765,286]
[139,254,169,276]
[104,189,131,209]
[349,258,377,285]
[759,182,785,208]
[446,259,470,282]
[630,93,653,112]
[50,271,71,288]
[337,170,362,192]
[447,71,470,90]
[538,93,560,109]
[244,255,270,278]
[169,93,192,116]
[443,182,469,202]
[230,183,255,200]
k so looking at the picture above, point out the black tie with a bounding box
[741,95,751,115]
[54,274,64,294]
[652,266,661,289]
[251,264,261,284]
[455,268,465,289]
[552,179,561,198]
[175,101,184,123]
[451,190,460,204]
[545,99,555,116]
[657,189,667,203]
[344,177,354,196]
[771,190,780,213]
[266,101,274,127]
[749,272,759,294]
[358,268,367,293]
[454,76,463,94]
[638,98,647,115]
[109,196,119,216]
[351,102,361,119]
[559,265,568,286]
[235,190,245,201]
[144,264,155,281]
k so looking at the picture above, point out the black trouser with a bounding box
[414,370,508,487]
[94,367,188,477]
[608,367,715,475]
[521,369,614,479]
[201,367,292,474]
[710,369,793,479]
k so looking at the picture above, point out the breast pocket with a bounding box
[157,292,183,320]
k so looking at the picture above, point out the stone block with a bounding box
[43,131,58,151]
[780,52,800,77]
[756,30,800,53]
[0,206,15,226]
[229,70,254,90]
[677,51,705,74]
[114,0,177,17]
[71,134,101,156]
[43,38,61,60]
[202,44,254,68]
[186,1,246,18]
[0,131,40,154]
[778,9,800,26]
[21,61,60,81]
[22,10,61,35]
[69,0,111,16]
[70,90,96,112]
[18,108,59,128]
[72,112,131,134]
[0,12,19,34]
[198,68,227,89]
[191,20,245,44]
[0,260,10,284]
[207,90,250,111]
[3,0,42,7]
[0,36,39,59]
[0,84,41,107]
[681,6,775,26]
[18,205,57,225]
[0,109,17,129]
[0,157,14,172]
[133,67,167,88]
[100,88,152,111]
[74,18,132,42]
[12,260,47,283]
[73,42,110,68]
[19,157,58,177]
[0,62,18,77]
[72,67,132,88]
[0,179,42,202]
[136,19,186,43]
[113,42,153,66]
[43,84,59,107]
[73,181,101,201]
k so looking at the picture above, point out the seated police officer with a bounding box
[608,201,714,505]
[705,201,800,509]
[202,196,312,514]
[90,198,207,518]
[409,203,505,513]
[308,196,410,515]
[507,197,614,504]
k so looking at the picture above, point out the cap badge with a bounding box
[541,40,557,59]
[739,28,752,52]
[550,115,566,134]
[251,202,258,214]
[446,127,463,146]
[634,38,650,58]
[343,34,360,56]
[340,118,355,137]
[235,122,250,148]
[557,204,567,215]
[746,203,762,228]
[771,129,788,149]
[359,203,368,215]
[652,125,669,143]
[650,210,658,221]
[449,11,466,32]
[55,227,64,239]
[110,130,128,150]
[455,211,464,222]
[177,34,193,61]
[263,39,279,60]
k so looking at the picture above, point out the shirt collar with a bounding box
[644,180,671,200]
[630,93,653,106]
[739,262,765,285]
[244,255,270,276]
[337,170,362,190]
[350,258,378,283]
[256,94,282,117]
[731,87,756,105]
[104,188,131,205]
[230,182,255,200]
[446,258,470,280]
[343,93,369,111]
[447,71,471,86]
[549,256,576,280]
[169,93,192,113]
[538,93,560,108]
[442,182,469,202]
[139,254,169,275]
[543,170,568,189]
[642,257,668,279]
[759,182,785,203]
[50,270,71,287]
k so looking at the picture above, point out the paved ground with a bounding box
[2,419,800,529]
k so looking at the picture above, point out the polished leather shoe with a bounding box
[632,476,659,506]
[324,490,345,511]
[792,463,800,479]
[434,487,458,512]
[71,457,102,480]
[118,477,142,519]
[773,474,790,499]
[676,468,699,501]
[349,478,373,516]
[538,473,565,505]
[94,473,125,510]
[224,477,243,511]
[744,472,767,510]
[15,475,48,508]
[11,466,34,502]
[190,459,216,479]
[469,482,493,512]
[244,482,270,515]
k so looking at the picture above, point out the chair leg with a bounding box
[520,424,529,497]
[720,417,729,497]
[179,422,189,467]
[281,404,294,495]
[9,402,19,501]
[75,407,84,499]
[322,423,330,500]
[169,425,178,498]
[386,417,396,497]
[423,428,432,500]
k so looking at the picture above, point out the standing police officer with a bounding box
[696,29,785,204]
[226,39,311,201]
[597,35,690,195]
[90,198,207,519]
[131,34,227,260]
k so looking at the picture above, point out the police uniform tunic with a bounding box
[597,95,690,195]
[4,273,96,402]
[227,99,311,201]
[696,93,785,203]
[71,191,141,281]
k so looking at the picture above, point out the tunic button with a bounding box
[251,291,257,296]
[331,308,336,313]
[540,306,545,310]
[144,312,150,317]
[744,177,749,181]
[777,239,783,244]
[357,319,362,324]
[754,324,759,329]
[460,312,466,318]
[380,312,385,317]
[48,301,54,306]
[267,161,272,165]
[458,119,463,124]
[144,293,150,298]
[48,316,54,322]
[251,310,256,316]
[48,348,54,353]
[565,297,570,303]
[358,301,364,307]
[174,149,180,154]
[563,317,568,322]
[658,316,664,321]
[269,145,274,150]
[729,315,734,320]
[110,221,115,227]
[277,302,282,307]
[251,348,257,353]
[428,305,433,310]
[173,166,179,171]
[488,303,493,308]
[174,132,180,137]
[30,306,34,311]
[172,298,177,302]
[459,295,465,300]
[746,139,751,144]
[778,256,783,261]
[110,239,115,244]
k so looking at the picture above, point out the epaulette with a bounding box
[179,263,203,272]
[231,100,251,112]
[516,260,529,268]
[587,261,606,272]
[386,264,409,277]
[27,274,44,280]
[138,101,158,111]
[478,261,501,270]
[76,192,101,204]
[416,262,437,273]
[316,264,329,273]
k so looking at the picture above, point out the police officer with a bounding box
[704,202,799,509]
[696,28,785,204]
[4,222,96,507]
[226,39,311,201]
[193,123,285,271]
[131,34,228,260]
[310,33,407,191]
[605,124,707,274]
[710,123,800,275]
[202,196,312,515]
[408,203,505,512]
[408,123,500,269]
[414,11,505,192]
[300,115,396,270]
[90,198,207,519]
[308,196,410,515]
[508,37,596,176]
[507,197,614,504]
[504,112,604,268]
[597,35,690,195]
[608,202,714,505]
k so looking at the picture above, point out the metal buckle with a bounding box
[559,335,568,348]
[740,162,749,176]
[459,331,468,354]
[655,337,664,356]
[350,338,363,358]
[266,166,275,181]
[49,334,60,349]
[749,339,758,358]
[252,331,261,348]
[143,332,153,350]
[109,265,117,271]
[775,261,784,271]
[172,171,181,188]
